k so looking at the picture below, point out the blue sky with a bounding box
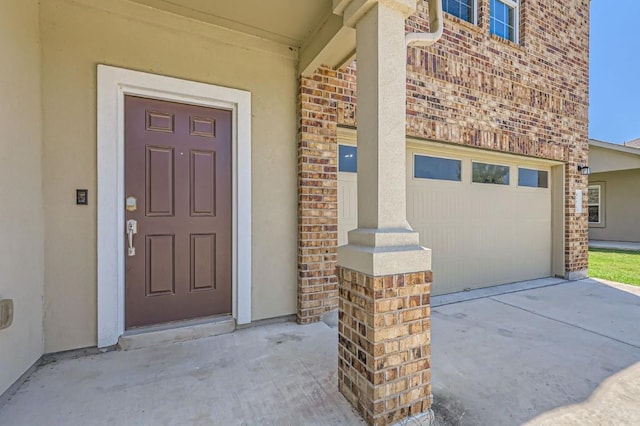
[589,1,640,144]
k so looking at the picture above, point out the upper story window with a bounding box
[443,0,476,24]
[490,0,519,43]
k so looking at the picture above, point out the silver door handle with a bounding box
[127,219,137,256]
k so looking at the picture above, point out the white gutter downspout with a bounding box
[406,0,444,47]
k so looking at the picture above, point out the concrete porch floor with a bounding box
[2,278,640,425]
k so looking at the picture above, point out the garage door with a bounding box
[338,141,554,296]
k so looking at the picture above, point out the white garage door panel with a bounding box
[338,173,357,246]
[338,145,553,296]
[407,159,552,295]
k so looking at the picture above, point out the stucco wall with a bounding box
[0,0,45,395]
[41,0,298,352]
[589,170,640,243]
[589,145,640,174]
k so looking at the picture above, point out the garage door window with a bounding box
[414,155,462,181]
[518,168,548,188]
[472,162,510,185]
[339,145,357,173]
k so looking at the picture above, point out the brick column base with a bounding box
[337,267,432,426]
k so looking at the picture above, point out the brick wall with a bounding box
[338,267,432,425]
[402,0,591,274]
[298,0,590,320]
[297,69,348,323]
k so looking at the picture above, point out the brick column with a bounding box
[334,1,433,425]
[565,153,590,279]
[338,268,432,425]
[297,71,340,324]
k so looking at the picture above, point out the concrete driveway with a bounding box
[431,278,640,425]
[1,278,639,425]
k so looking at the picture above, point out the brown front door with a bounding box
[124,96,232,328]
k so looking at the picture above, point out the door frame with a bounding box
[97,65,252,347]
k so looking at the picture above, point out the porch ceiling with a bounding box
[128,0,333,47]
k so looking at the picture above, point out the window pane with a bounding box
[443,0,474,24]
[588,206,600,223]
[494,22,505,39]
[472,162,510,185]
[507,6,515,40]
[339,145,357,173]
[414,155,462,181]
[588,187,600,204]
[490,0,516,41]
[518,168,549,188]
[494,0,506,19]
[490,13,497,36]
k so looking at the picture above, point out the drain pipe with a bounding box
[406,0,444,47]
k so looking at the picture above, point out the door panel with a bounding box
[125,96,232,328]
[146,146,175,216]
[338,172,357,246]
[191,233,216,291]
[146,235,175,296]
[407,149,552,295]
[190,150,216,216]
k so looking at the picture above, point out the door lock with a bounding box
[127,219,138,256]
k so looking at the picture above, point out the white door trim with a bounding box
[97,65,252,348]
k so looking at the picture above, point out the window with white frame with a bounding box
[490,0,519,42]
[588,184,604,226]
[443,0,476,24]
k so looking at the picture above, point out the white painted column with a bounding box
[336,0,431,277]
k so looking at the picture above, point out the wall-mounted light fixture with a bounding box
[578,165,591,176]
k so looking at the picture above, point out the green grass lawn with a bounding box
[589,249,640,286]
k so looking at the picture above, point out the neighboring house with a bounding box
[1,0,589,424]
[624,138,640,149]
[588,139,640,243]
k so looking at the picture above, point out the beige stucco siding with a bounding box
[589,170,640,243]
[590,145,640,174]
[41,0,298,352]
[0,0,45,395]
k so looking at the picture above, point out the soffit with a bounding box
[128,0,333,47]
